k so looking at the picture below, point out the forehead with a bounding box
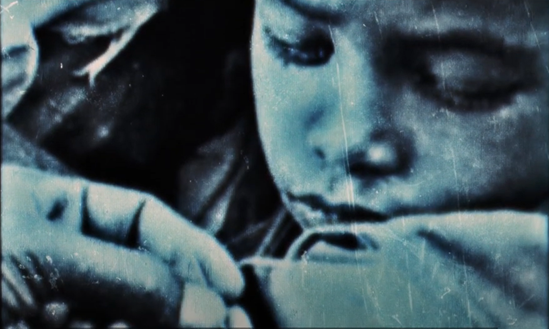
[265,0,549,45]
[276,0,548,19]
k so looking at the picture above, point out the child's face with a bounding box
[251,0,549,228]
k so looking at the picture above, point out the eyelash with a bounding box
[381,38,535,112]
[404,58,529,112]
[264,28,334,67]
[429,82,522,112]
[263,28,535,112]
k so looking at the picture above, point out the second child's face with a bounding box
[251,0,549,228]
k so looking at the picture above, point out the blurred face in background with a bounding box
[251,0,549,228]
[5,0,254,199]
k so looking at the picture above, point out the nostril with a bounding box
[349,158,405,177]
[349,161,376,177]
[313,148,325,160]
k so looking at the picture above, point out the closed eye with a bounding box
[380,30,541,112]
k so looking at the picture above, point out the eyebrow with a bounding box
[279,0,345,23]
[398,29,519,56]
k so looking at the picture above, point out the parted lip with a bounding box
[287,193,389,223]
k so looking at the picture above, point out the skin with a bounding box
[4,2,256,326]
[251,0,549,228]
[2,165,248,327]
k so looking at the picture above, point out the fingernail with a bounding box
[227,306,253,328]
[179,284,227,328]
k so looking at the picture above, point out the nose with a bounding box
[346,130,411,177]
[307,47,412,179]
[309,123,411,178]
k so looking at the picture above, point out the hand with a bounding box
[2,165,250,327]
[256,211,547,328]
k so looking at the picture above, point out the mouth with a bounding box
[286,193,389,225]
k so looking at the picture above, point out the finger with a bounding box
[227,306,253,328]
[84,182,244,298]
[1,165,84,231]
[2,279,32,327]
[1,165,139,237]
[411,211,548,254]
[411,212,548,315]
[178,284,227,328]
[403,213,547,285]
[107,321,130,328]
[109,321,130,329]
[4,320,30,329]
[67,319,94,328]
[41,301,69,328]
[387,213,548,326]
[3,166,244,300]
[3,227,183,327]
[296,218,547,327]
[138,198,244,299]
[2,261,38,315]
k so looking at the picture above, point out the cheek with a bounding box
[252,50,303,181]
[486,94,549,186]
[397,88,549,201]
[252,33,336,187]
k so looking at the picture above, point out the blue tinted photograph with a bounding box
[2,0,548,327]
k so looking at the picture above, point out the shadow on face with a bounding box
[251,0,549,228]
